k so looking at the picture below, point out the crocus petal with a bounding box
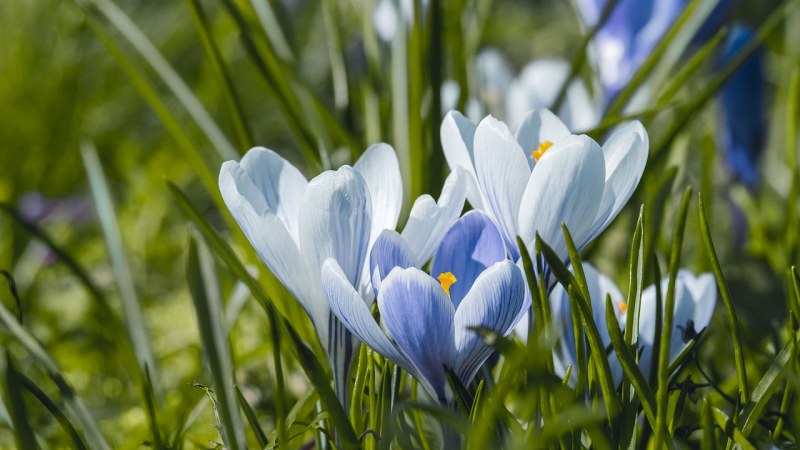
[219,161,314,318]
[473,116,532,257]
[441,111,485,209]
[378,267,456,401]
[514,108,572,167]
[587,121,649,243]
[354,143,403,245]
[431,211,506,308]
[453,260,527,384]
[369,229,418,296]
[236,147,308,243]
[518,135,606,263]
[299,166,372,291]
[679,271,716,331]
[401,169,467,266]
[322,259,413,372]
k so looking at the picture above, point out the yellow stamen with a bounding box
[531,141,554,162]
[437,272,457,297]
[617,301,628,315]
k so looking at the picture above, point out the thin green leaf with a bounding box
[186,235,246,449]
[654,187,692,447]
[698,193,749,403]
[701,398,716,450]
[0,301,111,450]
[739,330,799,435]
[710,406,756,450]
[235,386,269,449]
[16,373,87,450]
[4,353,37,450]
[81,143,157,390]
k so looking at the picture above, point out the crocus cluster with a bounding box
[219,106,716,408]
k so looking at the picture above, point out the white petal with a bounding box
[518,135,606,263]
[219,161,314,317]
[299,166,372,291]
[441,111,485,209]
[237,147,308,243]
[453,260,527,384]
[473,116,532,255]
[514,108,572,167]
[681,271,717,330]
[588,121,649,242]
[354,143,403,244]
[322,259,413,372]
[401,168,467,266]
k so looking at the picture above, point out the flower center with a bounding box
[617,300,628,315]
[531,141,553,162]
[437,272,457,296]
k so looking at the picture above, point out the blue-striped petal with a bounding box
[369,229,417,296]
[401,169,467,267]
[378,267,456,401]
[453,260,527,384]
[431,211,506,308]
[441,111,485,210]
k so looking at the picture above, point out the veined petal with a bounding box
[401,169,467,267]
[322,259,413,373]
[514,109,572,168]
[431,211,506,308]
[369,230,417,296]
[354,143,403,246]
[378,267,456,401]
[236,147,308,243]
[473,116,532,257]
[518,135,605,264]
[453,260,526,384]
[299,166,372,290]
[441,111,485,209]
[219,162,314,318]
[588,121,649,243]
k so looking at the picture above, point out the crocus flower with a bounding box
[219,144,466,402]
[548,263,625,385]
[474,48,600,132]
[637,270,717,379]
[575,0,686,102]
[441,109,648,270]
[323,211,527,403]
[719,25,765,189]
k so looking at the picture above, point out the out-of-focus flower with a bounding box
[474,48,600,131]
[19,192,92,224]
[720,25,766,189]
[576,0,686,101]
[637,270,717,379]
[441,109,648,268]
[219,144,466,402]
[548,262,625,385]
[323,211,527,403]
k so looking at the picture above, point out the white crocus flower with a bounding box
[219,144,466,403]
[441,109,648,268]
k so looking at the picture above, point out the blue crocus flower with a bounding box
[323,211,528,403]
[576,0,686,101]
[720,25,765,188]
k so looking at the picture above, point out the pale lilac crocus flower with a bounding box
[219,144,466,403]
[441,109,648,270]
[323,211,527,403]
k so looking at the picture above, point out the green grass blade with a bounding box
[604,297,666,447]
[248,0,295,62]
[739,330,799,435]
[186,236,247,450]
[710,407,756,450]
[321,0,349,111]
[698,193,749,403]
[79,0,238,161]
[655,26,728,105]
[17,373,88,450]
[81,143,157,390]
[701,398,716,450]
[268,302,288,447]
[236,386,269,448]
[3,353,37,450]
[654,187,692,447]
[141,365,164,449]
[185,0,254,150]
[0,301,111,450]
